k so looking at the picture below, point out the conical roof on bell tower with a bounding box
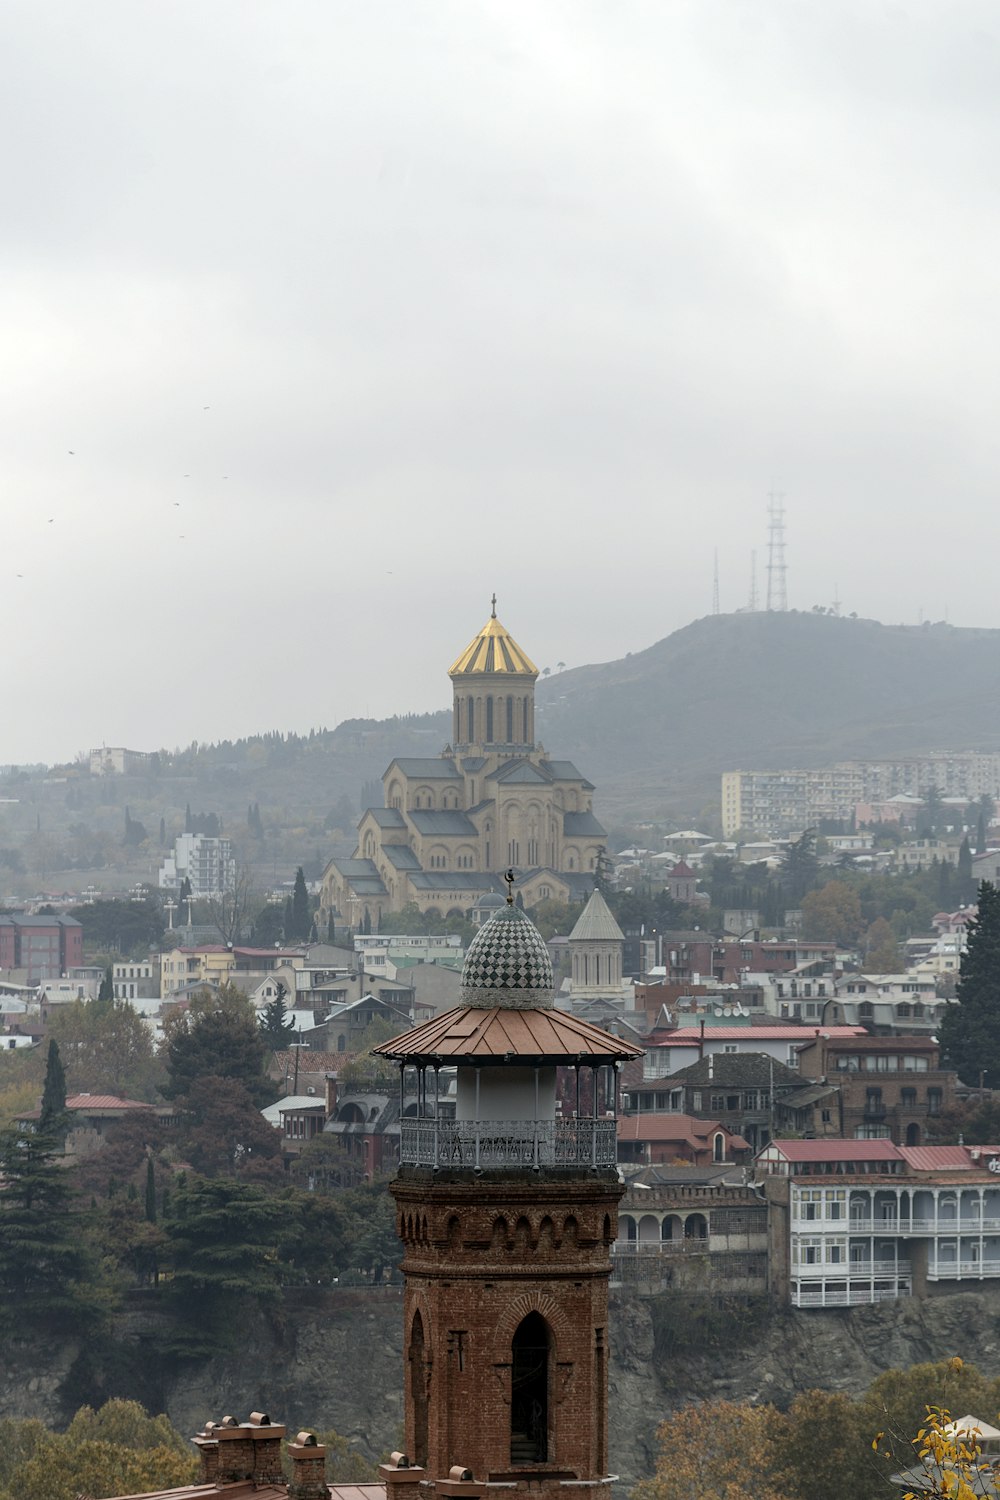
[448,596,538,680]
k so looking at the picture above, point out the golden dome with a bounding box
[449,603,538,678]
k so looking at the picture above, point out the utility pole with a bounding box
[765,492,788,612]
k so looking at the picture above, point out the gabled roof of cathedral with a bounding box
[449,611,538,678]
[487,758,551,784]
[408,810,479,836]
[408,871,503,891]
[332,858,388,895]
[387,758,462,778]
[364,806,407,828]
[564,810,606,836]
[569,887,624,944]
[539,759,593,787]
[381,844,423,870]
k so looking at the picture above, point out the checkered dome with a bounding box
[460,902,554,1010]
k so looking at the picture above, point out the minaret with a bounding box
[375,880,642,1499]
[448,596,539,753]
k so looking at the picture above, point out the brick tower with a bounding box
[374,885,642,1500]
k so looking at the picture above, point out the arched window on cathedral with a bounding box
[522,698,529,742]
[486,696,494,742]
[511,1311,550,1465]
[467,696,475,741]
[506,695,514,742]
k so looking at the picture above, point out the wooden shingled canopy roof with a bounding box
[373,1004,645,1065]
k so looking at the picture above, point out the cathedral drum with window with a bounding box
[374,896,642,1498]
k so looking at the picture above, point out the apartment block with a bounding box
[722,752,1000,837]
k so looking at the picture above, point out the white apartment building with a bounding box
[759,1139,1000,1308]
[158,833,235,897]
[89,746,149,776]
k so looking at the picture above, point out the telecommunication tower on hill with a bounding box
[765,492,788,611]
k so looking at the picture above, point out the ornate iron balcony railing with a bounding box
[399,1117,618,1170]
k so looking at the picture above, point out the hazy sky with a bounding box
[3,1,998,763]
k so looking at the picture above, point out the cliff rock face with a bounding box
[6,1287,1000,1489]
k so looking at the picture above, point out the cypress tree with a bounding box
[940,881,1000,1084]
[39,1038,68,1141]
[145,1157,157,1223]
[291,867,310,940]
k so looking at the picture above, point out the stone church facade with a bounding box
[320,606,606,927]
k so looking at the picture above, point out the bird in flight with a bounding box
[67,450,75,455]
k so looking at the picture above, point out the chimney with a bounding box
[288,1431,330,1500]
[215,1415,255,1483]
[247,1411,286,1484]
[191,1422,219,1483]
[378,1451,429,1500]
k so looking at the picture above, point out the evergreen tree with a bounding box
[958,836,976,903]
[780,828,819,904]
[258,988,296,1049]
[145,1157,157,1223]
[940,881,1000,1084]
[978,808,988,855]
[184,802,192,834]
[283,896,294,939]
[159,816,166,847]
[98,964,115,1003]
[291,867,310,940]
[39,1039,68,1141]
[0,1127,101,1329]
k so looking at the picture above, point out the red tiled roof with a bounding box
[374,1005,644,1062]
[764,1138,901,1162]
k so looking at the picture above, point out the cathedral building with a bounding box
[321,604,606,928]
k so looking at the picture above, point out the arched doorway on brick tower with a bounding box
[511,1311,550,1465]
[409,1310,428,1466]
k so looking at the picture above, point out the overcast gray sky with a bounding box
[3,1,998,763]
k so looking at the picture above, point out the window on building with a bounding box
[927,1088,943,1115]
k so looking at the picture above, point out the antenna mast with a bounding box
[748,549,758,612]
[712,549,720,615]
[766,492,787,611]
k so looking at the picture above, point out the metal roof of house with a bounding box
[373,1004,643,1063]
[900,1145,1000,1171]
[762,1139,901,1162]
[666,1053,803,1088]
[617,1114,751,1150]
